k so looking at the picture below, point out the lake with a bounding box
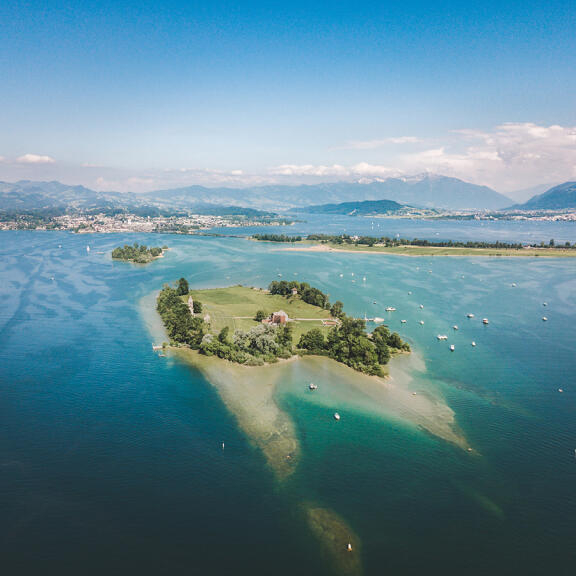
[1,226,575,575]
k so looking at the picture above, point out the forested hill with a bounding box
[515,182,576,210]
[302,199,406,215]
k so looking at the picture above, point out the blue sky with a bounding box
[1,0,575,193]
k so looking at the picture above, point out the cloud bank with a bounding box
[0,123,574,193]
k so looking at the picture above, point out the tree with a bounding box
[176,277,189,296]
[193,300,203,314]
[277,323,293,347]
[298,328,326,353]
[254,309,267,322]
[330,301,344,319]
[218,326,230,343]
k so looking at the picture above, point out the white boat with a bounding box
[453,325,458,330]
[543,302,548,306]
[419,320,425,325]
[471,341,476,347]
[437,335,448,340]
[408,291,412,295]
[482,318,489,325]
[334,412,341,421]
[373,317,385,323]
[450,345,455,351]
[347,542,353,552]
[511,283,517,287]
[542,316,548,321]
[467,313,475,318]
[86,245,90,252]
[309,383,318,390]
[385,307,396,312]
[401,319,407,324]
[419,304,424,309]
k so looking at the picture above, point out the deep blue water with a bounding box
[1,229,575,575]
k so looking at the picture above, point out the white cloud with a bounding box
[338,136,423,150]
[269,162,400,179]
[397,123,576,191]
[16,153,56,164]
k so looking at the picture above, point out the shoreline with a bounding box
[278,242,576,257]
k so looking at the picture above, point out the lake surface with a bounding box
[212,213,576,245]
[1,228,575,575]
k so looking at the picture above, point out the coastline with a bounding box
[278,242,576,257]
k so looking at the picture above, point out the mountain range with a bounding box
[147,174,511,211]
[1,176,575,215]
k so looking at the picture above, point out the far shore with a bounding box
[278,241,576,257]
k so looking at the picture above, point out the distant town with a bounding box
[0,212,293,233]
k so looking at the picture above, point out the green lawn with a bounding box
[187,285,334,341]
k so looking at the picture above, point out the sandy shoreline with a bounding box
[279,243,576,257]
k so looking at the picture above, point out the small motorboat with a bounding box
[419,320,425,325]
[401,319,407,324]
[452,325,459,330]
[542,317,548,321]
[347,542,353,552]
[334,412,341,421]
[437,335,448,340]
[385,307,396,312]
[482,318,489,325]
[467,313,475,318]
[450,345,455,352]
[309,383,318,390]
[471,341,476,347]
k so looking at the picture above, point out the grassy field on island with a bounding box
[188,285,333,340]
[290,241,576,257]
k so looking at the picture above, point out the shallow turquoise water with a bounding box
[1,230,575,575]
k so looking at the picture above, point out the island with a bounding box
[112,242,167,263]
[156,279,409,376]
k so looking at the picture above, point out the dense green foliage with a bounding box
[156,285,205,347]
[268,280,329,308]
[112,243,164,263]
[297,318,410,376]
[252,234,302,242]
[158,278,410,376]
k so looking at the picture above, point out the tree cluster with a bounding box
[252,234,302,242]
[268,280,329,309]
[156,285,205,347]
[199,323,293,365]
[297,319,409,376]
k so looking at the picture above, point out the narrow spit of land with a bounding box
[247,233,576,257]
[280,241,576,257]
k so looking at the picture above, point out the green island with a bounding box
[156,280,410,376]
[251,233,576,257]
[112,242,167,263]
